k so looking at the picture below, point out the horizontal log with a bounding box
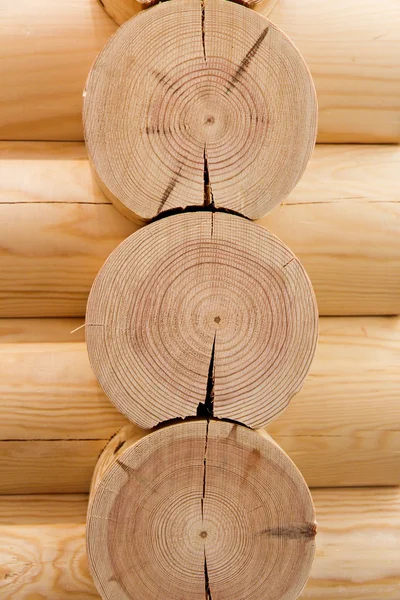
[0,488,399,599]
[0,0,118,141]
[0,316,399,492]
[1,1,399,142]
[0,440,106,495]
[1,142,399,317]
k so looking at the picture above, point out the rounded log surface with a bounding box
[86,210,318,429]
[84,0,317,222]
[87,420,316,600]
[99,0,278,24]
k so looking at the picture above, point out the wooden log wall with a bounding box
[1,1,400,597]
[1,142,399,317]
[0,488,399,599]
[1,0,399,142]
[0,315,399,493]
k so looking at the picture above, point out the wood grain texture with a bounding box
[0,488,399,599]
[0,0,118,141]
[100,0,277,23]
[1,0,399,142]
[87,422,315,600]
[1,142,399,317]
[86,210,318,429]
[0,440,106,495]
[258,0,400,143]
[0,316,399,491]
[84,0,317,221]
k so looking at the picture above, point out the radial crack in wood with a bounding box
[86,210,318,429]
[226,26,269,94]
[197,335,216,419]
[204,553,213,600]
[201,0,207,62]
[83,0,317,222]
[87,421,316,600]
[203,146,214,208]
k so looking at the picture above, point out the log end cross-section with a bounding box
[84,0,317,222]
[86,210,318,429]
[87,420,316,600]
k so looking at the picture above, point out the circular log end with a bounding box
[86,210,318,429]
[87,420,316,600]
[84,0,317,222]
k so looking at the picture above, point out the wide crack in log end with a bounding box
[197,334,216,418]
[198,335,215,520]
[204,552,213,600]
[226,26,269,94]
[203,146,215,236]
[203,147,214,208]
[201,0,207,62]
[201,418,210,520]
[201,420,212,598]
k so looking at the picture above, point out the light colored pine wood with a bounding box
[0,316,399,491]
[1,430,399,494]
[1,1,399,142]
[0,440,106,494]
[99,0,145,24]
[84,0,317,221]
[260,0,400,143]
[0,0,118,141]
[0,317,85,343]
[100,0,278,23]
[87,210,318,429]
[0,200,138,318]
[88,421,315,600]
[0,488,399,599]
[1,142,399,317]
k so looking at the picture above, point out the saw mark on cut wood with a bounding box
[226,26,269,93]
[282,257,296,269]
[258,523,317,540]
[157,167,182,215]
[145,125,160,135]
[149,68,179,94]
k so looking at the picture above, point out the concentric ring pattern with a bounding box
[83,0,317,221]
[87,420,316,600]
[86,210,318,429]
